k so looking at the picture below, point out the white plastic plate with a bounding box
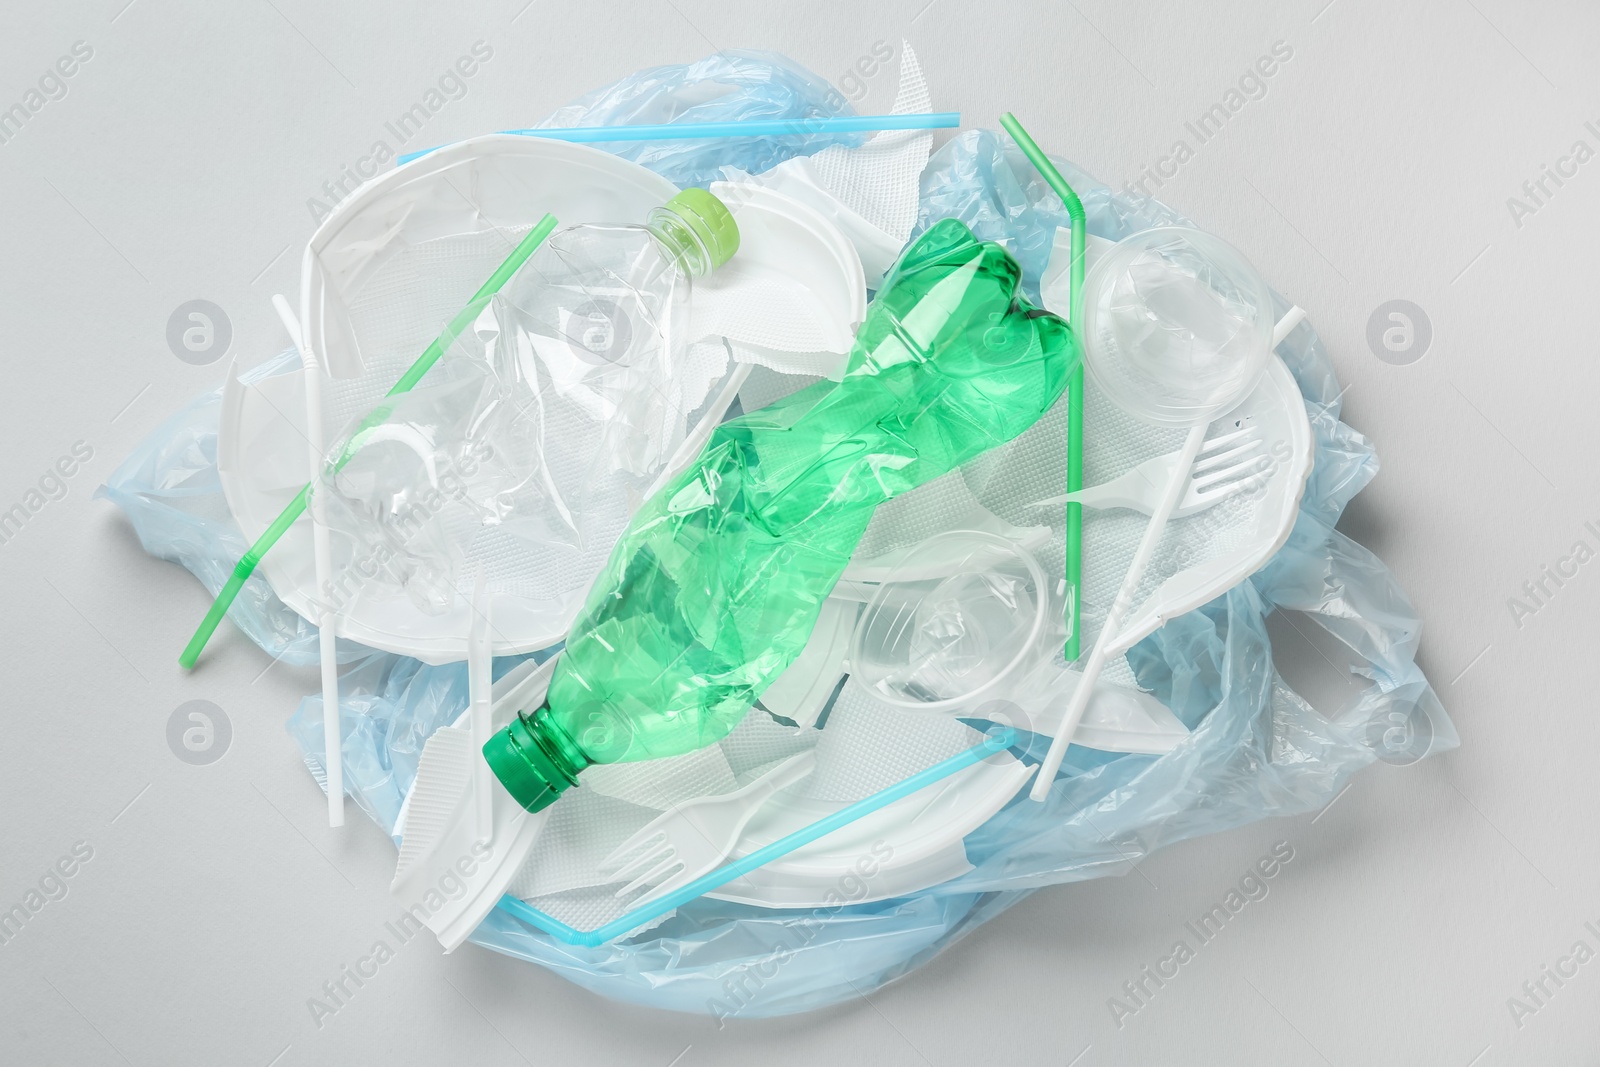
[219,138,866,663]
[1101,354,1313,657]
[705,750,1033,908]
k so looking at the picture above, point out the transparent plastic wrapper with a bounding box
[101,55,1453,1018]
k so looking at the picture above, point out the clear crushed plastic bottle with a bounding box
[514,187,742,475]
[483,218,1080,812]
[309,189,740,618]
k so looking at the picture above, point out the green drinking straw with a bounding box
[998,112,1086,661]
[179,213,561,669]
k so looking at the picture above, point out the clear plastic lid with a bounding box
[1081,227,1275,427]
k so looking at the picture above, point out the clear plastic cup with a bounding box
[1080,227,1276,428]
[849,530,1049,712]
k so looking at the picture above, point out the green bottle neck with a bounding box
[646,208,716,278]
[481,706,591,812]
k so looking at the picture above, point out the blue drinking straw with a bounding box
[494,727,1018,947]
[396,112,961,165]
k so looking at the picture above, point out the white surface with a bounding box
[2,3,1593,1065]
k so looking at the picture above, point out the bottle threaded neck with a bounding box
[481,706,590,812]
[647,208,715,277]
[646,188,738,277]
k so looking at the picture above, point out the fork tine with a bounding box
[612,844,677,888]
[1193,461,1260,493]
[1179,477,1253,517]
[614,853,683,899]
[600,831,668,878]
[1231,469,1275,495]
[1195,462,1273,495]
[633,865,700,905]
[1197,425,1259,456]
[1191,437,1264,475]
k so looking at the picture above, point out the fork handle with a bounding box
[739,750,816,805]
[1059,485,1148,513]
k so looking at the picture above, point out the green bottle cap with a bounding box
[660,188,739,271]
[482,710,586,812]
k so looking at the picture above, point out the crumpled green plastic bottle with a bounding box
[483,218,1079,811]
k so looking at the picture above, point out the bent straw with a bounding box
[495,729,1020,946]
[179,213,560,669]
[1028,308,1304,800]
[998,113,1086,661]
[395,112,962,165]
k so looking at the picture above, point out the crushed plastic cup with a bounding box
[1080,227,1276,428]
[849,530,1049,711]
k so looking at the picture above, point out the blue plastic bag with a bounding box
[96,349,332,667]
[100,54,1455,1019]
[532,50,866,189]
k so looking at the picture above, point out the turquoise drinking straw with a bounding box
[396,112,961,165]
[494,728,1019,947]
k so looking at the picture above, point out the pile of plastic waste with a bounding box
[100,46,1453,1017]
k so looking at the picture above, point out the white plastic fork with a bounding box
[1030,425,1269,520]
[600,750,816,904]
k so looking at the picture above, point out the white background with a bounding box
[1,2,1595,1064]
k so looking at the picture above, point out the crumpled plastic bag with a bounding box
[100,53,1455,1019]
[917,128,1200,305]
[534,50,865,189]
[97,348,333,666]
